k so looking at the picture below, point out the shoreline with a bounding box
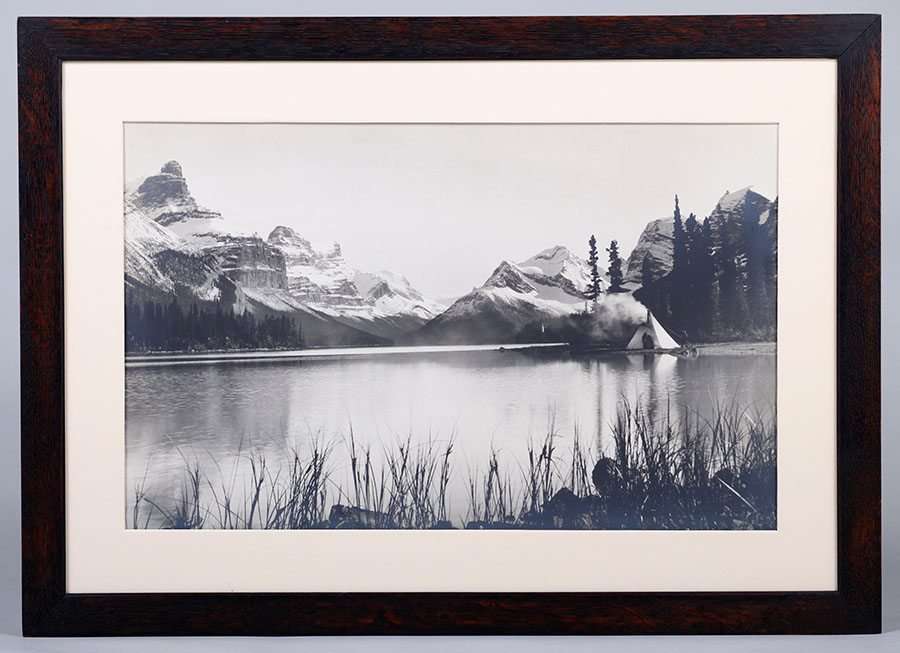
[125,340,775,367]
[693,341,776,356]
[125,342,570,366]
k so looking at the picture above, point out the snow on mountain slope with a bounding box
[270,226,360,308]
[518,245,600,297]
[125,200,185,292]
[124,162,395,347]
[458,255,589,314]
[413,248,592,345]
[126,162,443,342]
[266,225,444,339]
[124,200,222,301]
[129,161,223,231]
[128,163,320,314]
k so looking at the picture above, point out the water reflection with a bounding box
[126,349,775,522]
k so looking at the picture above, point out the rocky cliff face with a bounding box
[483,261,538,294]
[129,163,306,305]
[624,188,775,288]
[267,226,362,307]
[624,218,674,285]
[130,160,223,227]
[125,161,442,345]
[205,235,288,290]
[124,199,221,302]
[265,225,444,339]
[631,187,777,342]
[706,187,774,255]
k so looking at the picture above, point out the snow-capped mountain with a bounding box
[125,161,443,345]
[519,245,602,297]
[126,162,303,314]
[266,225,445,340]
[128,160,224,236]
[414,246,593,345]
[124,199,222,302]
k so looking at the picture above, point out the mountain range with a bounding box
[124,160,775,349]
[125,161,448,346]
[413,246,599,344]
[624,187,777,288]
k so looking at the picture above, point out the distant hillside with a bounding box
[412,246,595,345]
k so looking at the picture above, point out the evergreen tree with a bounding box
[698,217,717,335]
[743,200,776,336]
[606,240,624,292]
[124,294,305,353]
[672,194,687,273]
[715,238,750,337]
[682,213,700,334]
[763,198,778,335]
[669,195,688,327]
[586,234,602,302]
[684,213,699,266]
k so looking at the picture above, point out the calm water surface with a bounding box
[125,346,775,525]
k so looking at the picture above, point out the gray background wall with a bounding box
[1,1,895,651]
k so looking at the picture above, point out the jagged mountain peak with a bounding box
[267,226,342,262]
[643,217,675,235]
[527,244,572,262]
[262,229,443,338]
[130,160,223,228]
[484,261,536,294]
[715,187,770,212]
[626,187,775,287]
[354,270,421,301]
[268,225,302,242]
[268,225,315,260]
[160,160,184,177]
[708,187,774,248]
[518,245,594,292]
[413,247,592,345]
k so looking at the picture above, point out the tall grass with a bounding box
[466,448,517,526]
[130,398,776,531]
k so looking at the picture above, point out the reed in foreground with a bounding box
[130,399,775,530]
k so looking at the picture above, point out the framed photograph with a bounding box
[19,15,881,636]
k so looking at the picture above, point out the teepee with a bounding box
[626,310,680,350]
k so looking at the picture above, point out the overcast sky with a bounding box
[125,123,777,299]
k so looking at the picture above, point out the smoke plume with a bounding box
[589,293,651,343]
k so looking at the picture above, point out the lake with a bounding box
[125,344,776,527]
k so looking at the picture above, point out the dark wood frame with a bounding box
[18,15,881,636]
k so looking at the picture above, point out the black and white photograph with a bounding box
[124,123,778,531]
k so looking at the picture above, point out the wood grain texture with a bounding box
[17,15,881,636]
[836,17,882,634]
[18,17,66,637]
[17,15,877,60]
